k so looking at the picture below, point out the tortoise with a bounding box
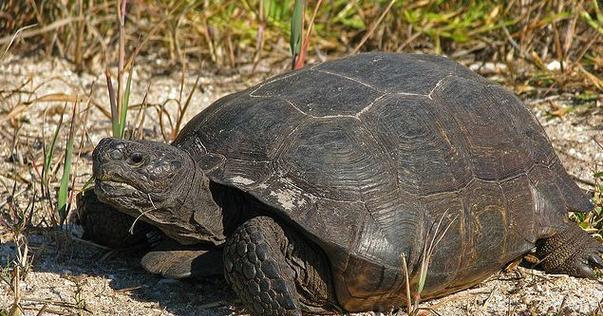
[82,52,603,315]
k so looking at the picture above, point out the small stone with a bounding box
[546,60,561,71]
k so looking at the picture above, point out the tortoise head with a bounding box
[92,137,226,245]
[93,137,191,206]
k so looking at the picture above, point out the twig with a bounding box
[0,18,83,45]
[1,24,38,59]
[295,0,324,69]
[502,25,524,58]
[114,285,145,293]
[352,0,397,54]
[129,193,158,234]
[21,297,93,313]
[251,0,265,73]
[401,254,412,315]
[0,187,28,209]
[67,235,110,250]
[396,31,422,52]
[172,75,201,138]
[481,286,497,309]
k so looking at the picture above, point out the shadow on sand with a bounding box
[16,231,241,316]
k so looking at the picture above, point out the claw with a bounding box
[576,262,596,279]
[589,254,603,269]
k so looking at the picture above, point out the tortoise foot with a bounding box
[536,224,603,278]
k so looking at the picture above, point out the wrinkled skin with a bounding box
[93,138,193,222]
[93,138,226,245]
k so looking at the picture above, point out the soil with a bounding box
[0,55,602,316]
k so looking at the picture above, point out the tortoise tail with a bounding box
[550,159,594,212]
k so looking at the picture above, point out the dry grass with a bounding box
[1,1,602,94]
[1,184,34,316]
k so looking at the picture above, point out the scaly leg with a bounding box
[223,216,335,315]
[536,224,603,278]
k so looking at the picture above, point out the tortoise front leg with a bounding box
[535,224,603,278]
[223,216,335,315]
[78,190,223,279]
[76,189,158,248]
[141,238,223,279]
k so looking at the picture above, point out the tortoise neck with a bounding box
[208,181,258,236]
[155,158,226,245]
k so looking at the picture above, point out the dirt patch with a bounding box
[1,55,602,315]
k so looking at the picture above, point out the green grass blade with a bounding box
[290,0,304,64]
[581,1,603,35]
[105,69,120,138]
[43,105,66,187]
[56,101,78,224]
[118,66,133,138]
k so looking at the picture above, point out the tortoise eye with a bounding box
[130,152,144,164]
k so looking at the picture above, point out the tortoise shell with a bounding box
[173,52,591,309]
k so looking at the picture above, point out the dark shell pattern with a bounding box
[173,52,591,308]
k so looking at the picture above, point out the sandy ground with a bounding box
[0,55,602,316]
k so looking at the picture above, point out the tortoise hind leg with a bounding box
[223,216,335,315]
[535,224,603,278]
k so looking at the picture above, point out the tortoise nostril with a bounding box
[130,152,144,164]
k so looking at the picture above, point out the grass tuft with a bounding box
[399,212,458,315]
[2,1,601,96]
